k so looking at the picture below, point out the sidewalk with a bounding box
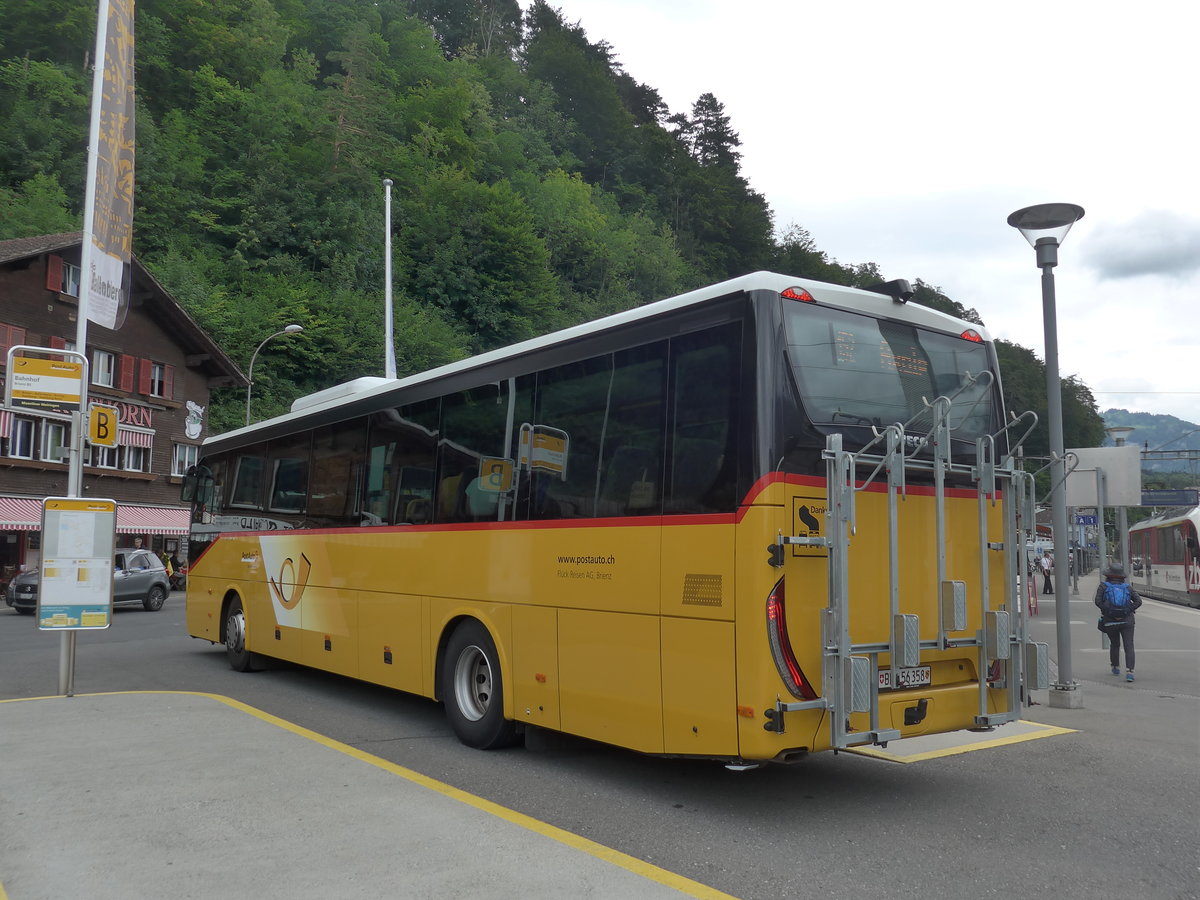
[0,692,734,900]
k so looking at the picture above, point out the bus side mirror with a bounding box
[181,465,215,507]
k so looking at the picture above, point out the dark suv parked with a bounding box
[5,549,172,615]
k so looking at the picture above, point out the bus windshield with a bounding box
[784,303,997,441]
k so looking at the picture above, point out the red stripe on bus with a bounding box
[188,472,994,542]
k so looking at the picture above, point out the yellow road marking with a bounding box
[1,691,739,900]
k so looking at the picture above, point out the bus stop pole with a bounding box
[58,403,88,697]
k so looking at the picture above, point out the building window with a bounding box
[10,418,35,459]
[149,362,166,397]
[139,358,174,398]
[172,443,198,476]
[61,261,81,297]
[124,445,148,473]
[41,421,68,463]
[93,350,117,387]
[92,444,119,469]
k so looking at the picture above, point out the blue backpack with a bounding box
[1103,581,1132,618]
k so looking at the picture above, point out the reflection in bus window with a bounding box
[230,455,265,510]
[594,342,666,518]
[668,324,740,514]
[267,434,310,517]
[365,400,438,525]
[439,386,510,523]
[309,419,368,528]
[532,357,612,519]
[203,457,228,521]
[785,304,994,439]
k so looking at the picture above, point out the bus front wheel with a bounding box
[224,597,255,672]
[441,620,518,750]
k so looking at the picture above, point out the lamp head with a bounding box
[1007,203,1085,248]
[1105,425,1135,447]
[283,324,303,334]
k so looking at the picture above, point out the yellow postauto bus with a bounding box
[182,271,1046,765]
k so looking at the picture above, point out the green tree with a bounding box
[0,57,88,199]
[995,340,1105,458]
[402,173,557,349]
[0,172,77,238]
[410,0,522,58]
[688,92,741,169]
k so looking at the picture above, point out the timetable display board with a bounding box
[37,498,117,631]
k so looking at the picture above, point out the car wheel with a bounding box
[440,620,518,750]
[224,596,256,672]
[15,607,34,616]
[143,584,167,611]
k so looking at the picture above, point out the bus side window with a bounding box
[532,358,609,519]
[266,433,311,524]
[667,323,741,514]
[438,387,508,524]
[364,400,438,525]
[594,342,666,518]
[229,454,265,511]
[309,419,368,528]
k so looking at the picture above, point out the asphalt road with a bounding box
[2,588,1197,900]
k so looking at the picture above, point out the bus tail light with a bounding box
[766,577,818,701]
[781,286,815,302]
[959,329,983,342]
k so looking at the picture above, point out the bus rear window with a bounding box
[784,304,996,440]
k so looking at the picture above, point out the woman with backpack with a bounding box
[1095,562,1143,681]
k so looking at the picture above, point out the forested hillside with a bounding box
[0,0,1103,447]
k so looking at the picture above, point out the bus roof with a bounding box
[210,271,990,450]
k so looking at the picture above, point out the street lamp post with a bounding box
[245,324,304,426]
[1008,202,1085,708]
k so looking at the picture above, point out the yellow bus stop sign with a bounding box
[89,403,119,447]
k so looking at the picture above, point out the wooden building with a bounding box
[0,233,244,581]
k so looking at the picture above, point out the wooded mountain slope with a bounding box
[0,0,1103,448]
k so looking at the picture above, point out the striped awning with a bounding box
[119,427,153,448]
[0,498,188,535]
[0,497,40,531]
[116,505,189,535]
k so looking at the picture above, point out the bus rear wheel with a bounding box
[441,620,518,750]
[224,597,256,672]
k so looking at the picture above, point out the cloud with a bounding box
[1082,211,1200,280]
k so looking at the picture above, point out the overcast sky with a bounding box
[537,1,1200,433]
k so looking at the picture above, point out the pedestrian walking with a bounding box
[1095,562,1142,681]
[1039,552,1054,594]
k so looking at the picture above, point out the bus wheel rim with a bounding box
[226,609,245,655]
[453,645,491,722]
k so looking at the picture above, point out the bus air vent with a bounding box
[682,574,723,607]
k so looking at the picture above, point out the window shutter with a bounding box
[46,255,63,292]
[164,364,176,400]
[138,358,152,394]
[49,335,66,361]
[0,324,27,356]
[120,354,136,392]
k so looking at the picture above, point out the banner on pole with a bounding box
[87,0,135,331]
